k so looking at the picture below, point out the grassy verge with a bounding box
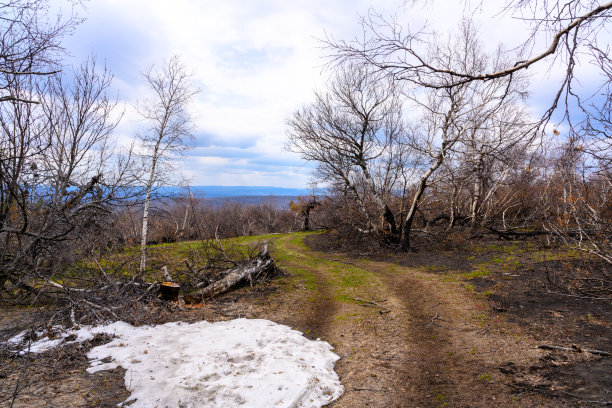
[270,232,383,303]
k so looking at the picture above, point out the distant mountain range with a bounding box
[158,186,310,198]
[146,186,321,208]
[189,186,309,198]
[152,186,312,208]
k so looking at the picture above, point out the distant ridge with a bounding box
[160,186,310,198]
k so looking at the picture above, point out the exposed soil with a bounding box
[1,231,610,407]
[307,231,612,406]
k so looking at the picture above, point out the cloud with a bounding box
[51,0,583,188]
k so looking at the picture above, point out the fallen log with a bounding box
[486,227,594,240]
[487,227,550,239]
[193,245,275,301]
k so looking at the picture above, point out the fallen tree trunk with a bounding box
[486,227,594,240]
[487,227,551,239]
[194,246,274,301]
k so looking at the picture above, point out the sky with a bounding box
[50,0,608,188]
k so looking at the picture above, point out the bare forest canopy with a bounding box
[287,0,612,256]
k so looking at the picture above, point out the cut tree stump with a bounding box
[160,281,180,301]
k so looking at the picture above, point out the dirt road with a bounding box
[259,232,568,407]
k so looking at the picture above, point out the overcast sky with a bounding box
[52,0,600,188]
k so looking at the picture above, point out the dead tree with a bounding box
[290,196,320,231]
[187,245,275,302]
[287,62,407,241]
[0,57,132,294]
[327,2,611,133]
[399,22,530,250]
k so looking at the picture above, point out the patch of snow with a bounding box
[6,319,344,407]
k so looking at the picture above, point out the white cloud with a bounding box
[54,0,585,187]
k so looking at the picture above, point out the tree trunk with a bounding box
[303,206,311,231]
[139,181,153,274]
[447,184,458,231]
[401,161,440,251]
[382,205,398,239]
[401,101,460,250]
[195,247,273,300]
[139,146,160,274]
[401,179,424,251]
[470,156,484,229]
[360,161,398,240]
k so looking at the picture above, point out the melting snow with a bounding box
[6,319,344,407]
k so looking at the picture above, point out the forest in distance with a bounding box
[0,0,611,407]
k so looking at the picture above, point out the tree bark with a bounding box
[194,247,274,300]
[401,153,444,250]
[139,133,162,274]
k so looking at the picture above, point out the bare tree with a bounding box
[287,63,407,241]
[290,196,320,231]
[455,97,534,228]
[397,21,532,249]
[0,0,80,104]
[328,3,609,97]
[0,58,128,292]
[39,58,121,206]
[327,1,612,180]
[137,56,199,274]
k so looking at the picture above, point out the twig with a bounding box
[135,282,159,302]
[510,384,612,405]
[207,295,238,318]
[352,388,383,392]
[214,225,235,265]
[429,302,441,309]
[537,344,611,357]
[46,280,87,292]
[82,299,119,319]
[350,297,391,313]
[427,313,439,328]
[546,290,611,301]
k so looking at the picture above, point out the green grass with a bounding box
[442,264,490,282]
[478,373,492,382]
[419,264,447,272]
[461,265,490,279]
[70,232,297,284]
[270,232,381,302]
[335,312,359,321]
